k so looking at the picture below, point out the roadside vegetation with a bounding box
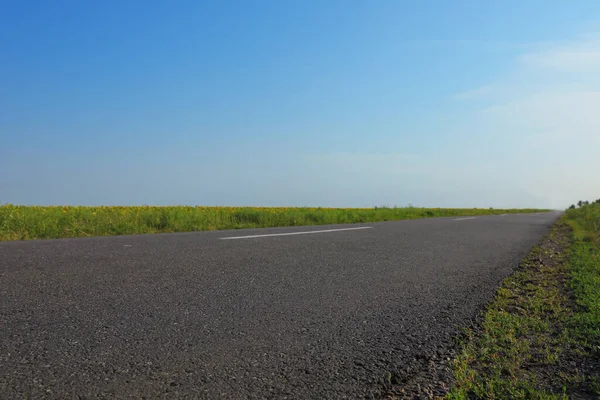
[0,204,547,241]
[447,202,600,399]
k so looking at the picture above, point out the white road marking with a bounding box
[220,226,373,240]
[454,217,477,221]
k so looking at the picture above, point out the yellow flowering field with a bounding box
[0,205,548,241]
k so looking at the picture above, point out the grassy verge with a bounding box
[447,204,600,399]
[0,205,546,241]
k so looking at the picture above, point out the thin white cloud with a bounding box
[454,33,600,208]
[300,34,600,209]
[519,34,600,72]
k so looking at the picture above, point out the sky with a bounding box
[1,1,599,209]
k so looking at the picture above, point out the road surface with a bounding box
[0,212,561,398]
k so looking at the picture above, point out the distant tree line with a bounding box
[569,199,600,209]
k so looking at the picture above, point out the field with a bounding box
[448,203,600,398]
[0,204,547,241]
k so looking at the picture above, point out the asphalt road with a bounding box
[0,212,561,399]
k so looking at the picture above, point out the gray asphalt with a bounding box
[0,212,561,399]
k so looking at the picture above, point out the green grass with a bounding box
[0,204,547,241]
[447,203,600,399]
[564,204,600,363]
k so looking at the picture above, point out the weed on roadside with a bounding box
[0,205,547,241]
[446,204,600,399]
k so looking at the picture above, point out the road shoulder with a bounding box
[389,209,600,399]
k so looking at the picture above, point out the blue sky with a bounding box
[2,1,599,208]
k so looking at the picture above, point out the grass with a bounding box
[0,204,547,241]
[446,203,600,399]
[564,204,600,364]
